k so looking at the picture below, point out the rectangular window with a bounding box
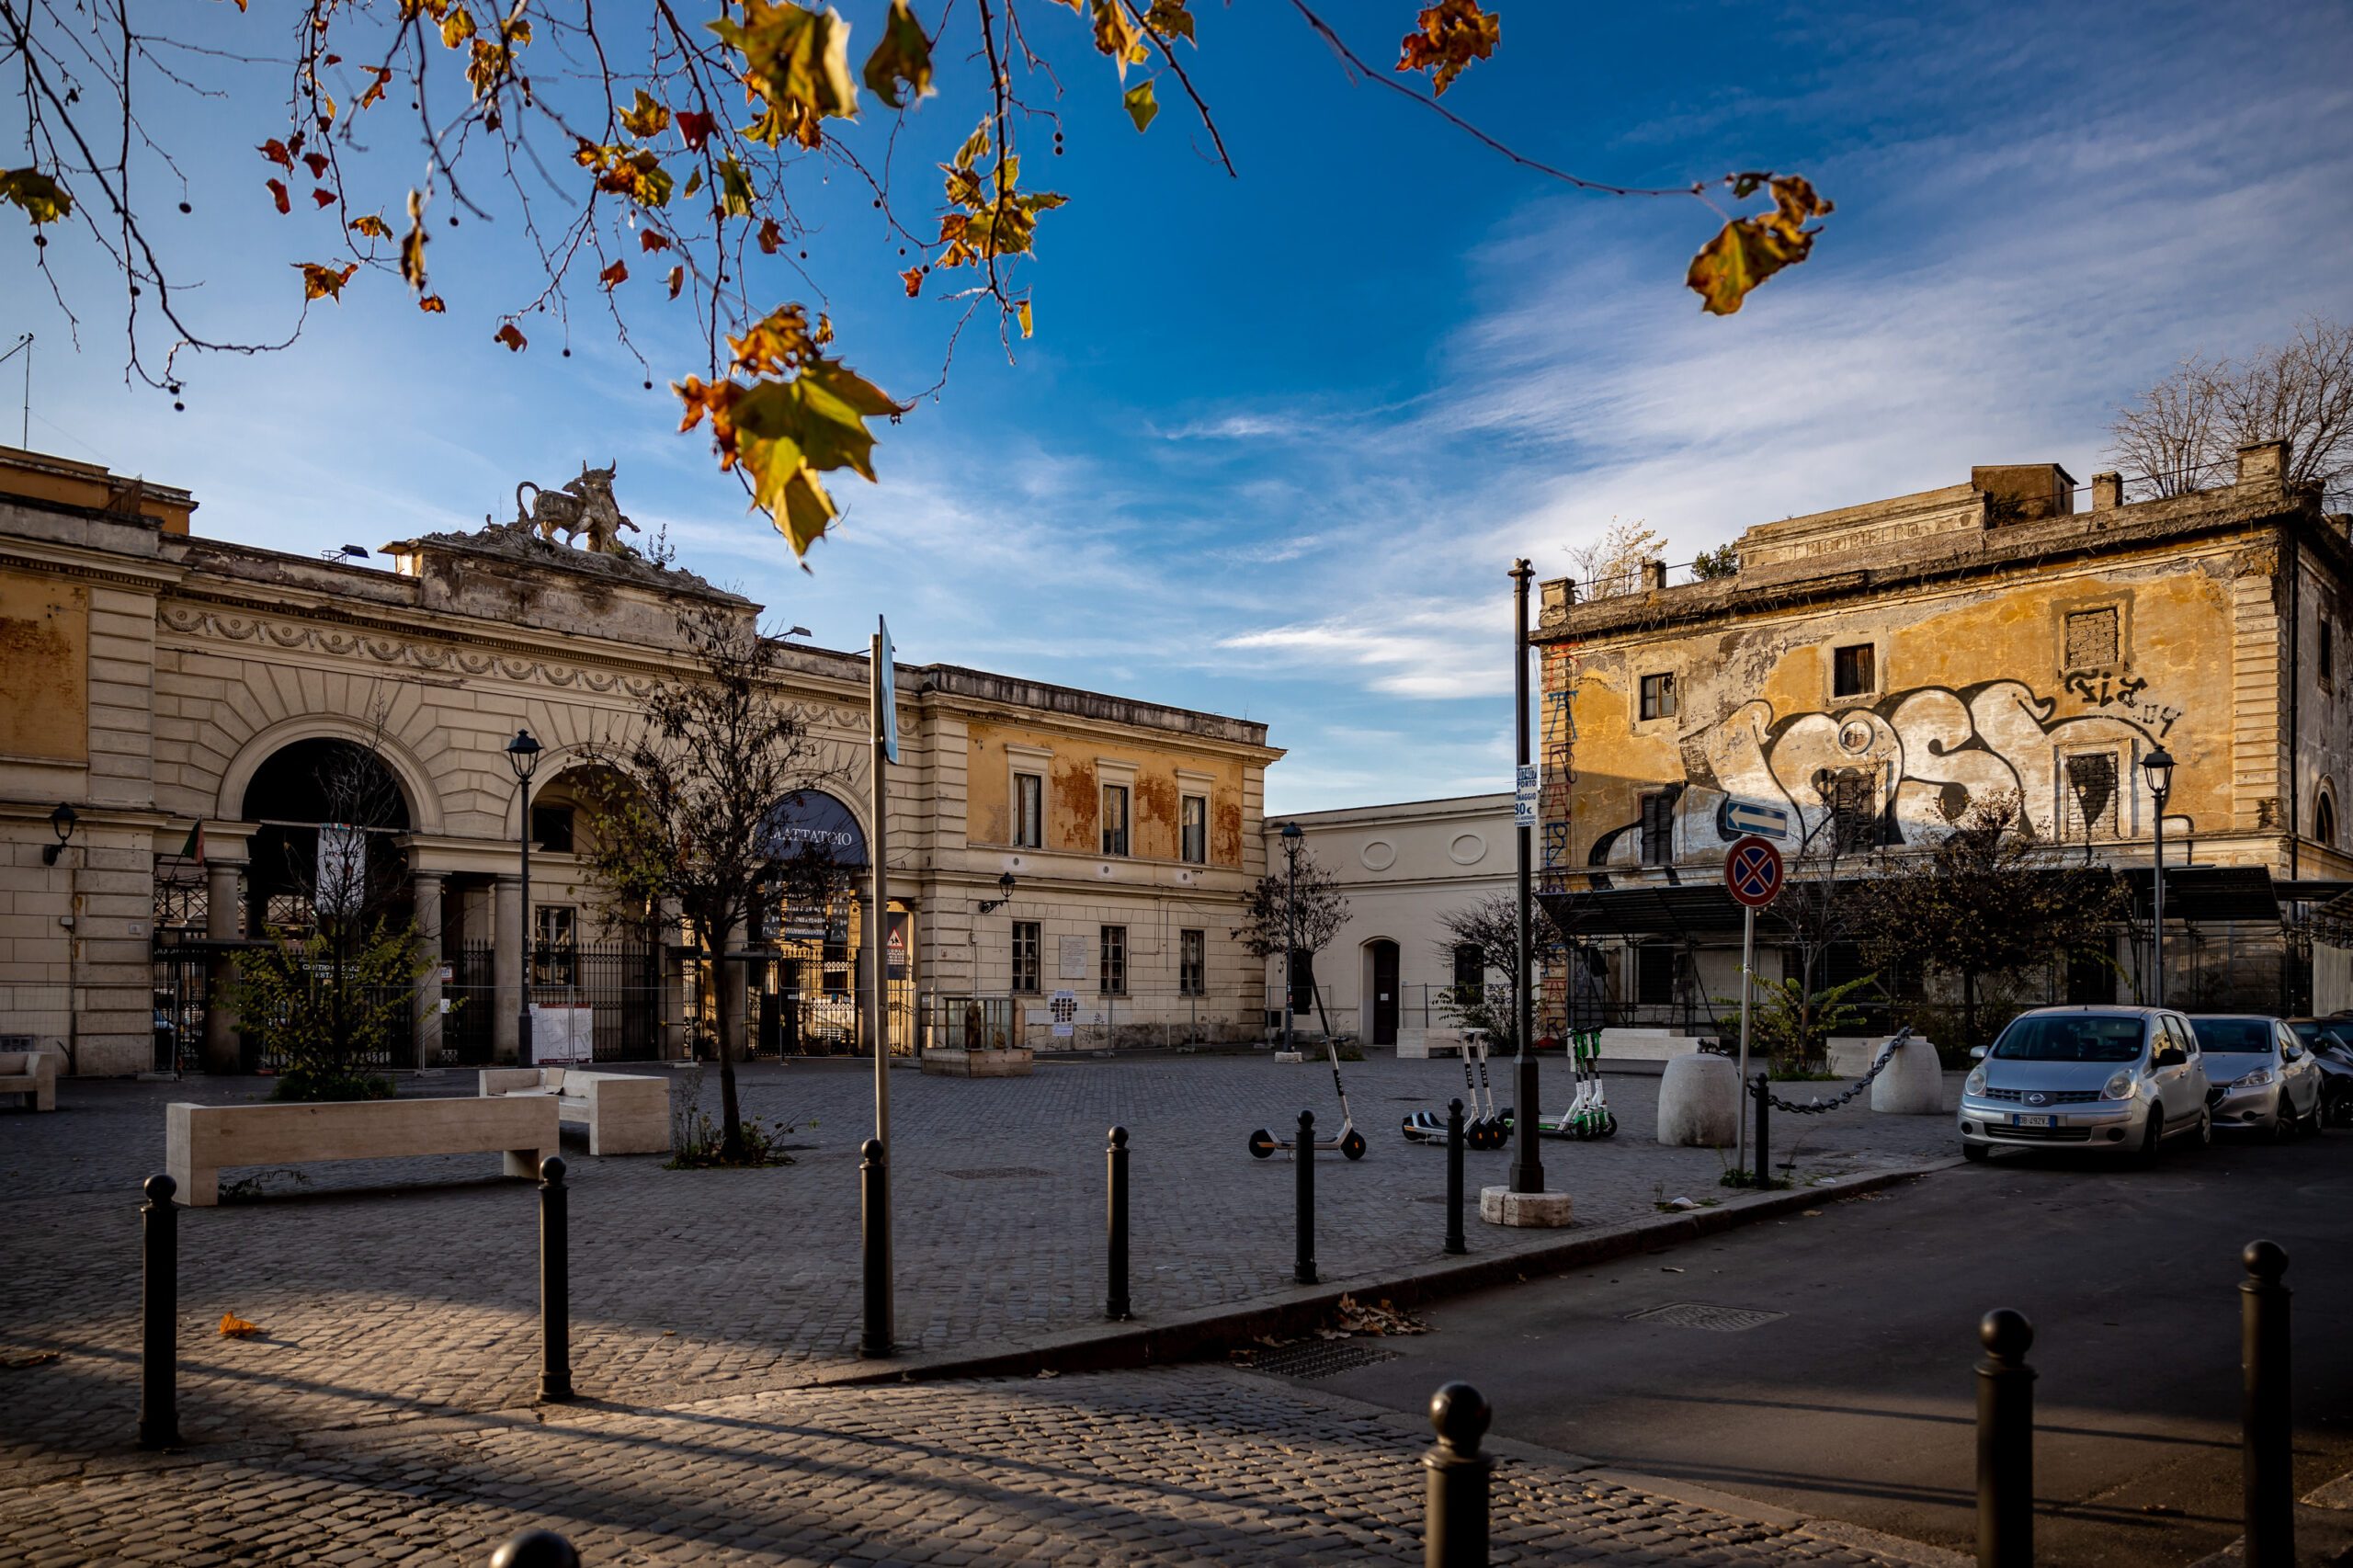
[1823,767,1879,852]
[1638,671,1677,721]
[1635,943,1678,1006]
[2062,751,2120,839]
[1639,791,1674,863]
[1101,784,1131,858]
[1833,643,1876,698]
[1179,929,1206,995]
[1014,773,1043,848]
[1011,921,1041,993]
[532,905,575,987]
[1099,925,1128,994]
[2324,618,2336,688]
[1181,794,1208,864]
[1450,942,1484,1004]
[2064,607,2120,670]
[531,805,574,854]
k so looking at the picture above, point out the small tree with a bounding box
[1233,846,1349,1039]
[575,602,835,1162]
[1563,517,1666,600]
[1764,766,1881,1067]
[1859,792,2128,1053]
[1430,892,1522,1051]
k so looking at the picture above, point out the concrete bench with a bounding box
[479,1067,670,1155]
[0,1050,58,1111]
[166,1096,558,1207]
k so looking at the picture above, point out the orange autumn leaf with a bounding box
[638,228,671,253]
[493,322,528,351]
[900,265,922,298]
[302,152,330,177]
[757,216,784,255]
[676,109,716,151]
[599,257,628,289]
[266,178,290,213]
[295,260,358,300]
[350,212,392,239]
[418,294,448,312]
[219,1312,264,1338]
[665,265,684,300]
[310,187,335,208]
[1395,0,1499,97]
[1686,174,1834,315]
[257,139,294,170]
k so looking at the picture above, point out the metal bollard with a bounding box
[1975,1308,2035,1568]
[1106,1126,1131,1321]
[1752,1073,1772,1187]
[539,1156,573,1403]
[2243,1240,2293,1568]
[489,1527,582,1568]
[1444,1098,1467,1256]
[1424,1381,1492,1568]
[1294,1108,1316,1285]
[860,1139,892,1358]
[138,1173,180,1449]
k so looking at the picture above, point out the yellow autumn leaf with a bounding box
[494,322,528,351]
[1686,174,1833,315]
[708,0,858,151]
[349,212,392,239]
[0,167,72,225]
[294,260,358,301]
[439,6,474,46]
[619,88,671,139]
[861,0,934,110]
[1017,299,1033,337]
[1122,78,1157,132]
[219,1312,264,1338]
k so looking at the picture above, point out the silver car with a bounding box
[2186,1015,2324,1139]
[1958,1006,2211,1163]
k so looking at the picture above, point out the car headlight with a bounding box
[2234,1068,2275,1088]
[1965,1065,1988,1096]
[2103,1069,2138,1101]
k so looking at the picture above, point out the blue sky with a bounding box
[6,0,2352,812]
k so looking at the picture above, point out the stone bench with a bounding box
[0,1050,58,1111]
[165,1096,558,1207]
[919,1048,1033,1077]
[479,1067,670,1155]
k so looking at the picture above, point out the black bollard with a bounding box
[1752,1072,1772,1187]
[138,1173,180,1449]
[2243,1240,2293,1568]
[1294,1108,1316,1285]
[1106,1126,1131,1321]
[860,1139,892,1358]
[1444,1098,1467,1256]
[1975,1308,2035,1568]
[1424,1381,1492,1568]
[489,1528,582,1568]
[539,1156,573,1403]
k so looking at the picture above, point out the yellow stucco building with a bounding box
[1531,441,2353,1028]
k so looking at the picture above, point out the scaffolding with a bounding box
[1537,644,1579,1036]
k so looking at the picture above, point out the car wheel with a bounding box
[2271,1105,2297,1144]
[2137,1109,2165,1166]
[2194,1106,2213,1148]
[1962,1142,1989,1164]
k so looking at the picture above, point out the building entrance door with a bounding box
[1370,940,1400,1045]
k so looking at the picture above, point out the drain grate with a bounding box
[941,1166,1053,1180]
[1626,1301,1789,1333]
[1247,1339,1402,1379]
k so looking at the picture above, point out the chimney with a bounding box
[1640,559,1667,592]
[2236,440,2290,491]
[2090,472,2123,511]
[1540,577,1573,616]
[1972,463,2077,524]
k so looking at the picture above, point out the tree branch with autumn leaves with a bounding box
[0,0,1831,561]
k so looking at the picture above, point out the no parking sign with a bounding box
[1724,835,1784,908]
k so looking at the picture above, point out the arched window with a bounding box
[2317,790,2338,848]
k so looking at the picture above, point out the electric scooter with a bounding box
[1536,1028,1618,1139]
[1249,1031,1369,1160]
[1401,1030,1516,1148]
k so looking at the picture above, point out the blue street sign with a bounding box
[1724,800,1789,841]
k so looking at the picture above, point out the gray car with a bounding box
[2186,1015,2324,1139]
[1958,1006,2212,1163]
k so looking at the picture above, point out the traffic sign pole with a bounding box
[1722,835,1784,1185]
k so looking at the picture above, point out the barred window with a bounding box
[1451,942,1484,1004]
[2064,607,2120,669]
[1639,672,1677,721]
[1181,795,1208,864]
[1179,929,1206,995]
[1011,922,1041,993]
[1639,792,1675,863]
[1101,785,1130,858]
[1833,643,1875,697]
[1099,925,1128,994]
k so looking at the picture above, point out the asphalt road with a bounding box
[1278,1127,2353,1567]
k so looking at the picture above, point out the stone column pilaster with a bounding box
[203,858,245,1074]
[494,874,522,1063]
[412,871,445,1071]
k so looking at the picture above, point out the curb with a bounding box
[818,1156,1964,1388]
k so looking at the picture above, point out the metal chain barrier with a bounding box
[1760,1027,1915,1116]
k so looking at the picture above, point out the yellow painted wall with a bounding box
[966,721,1248,866]
[0,569,87,759]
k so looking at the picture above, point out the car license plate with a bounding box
[2011,1113,2058,1129]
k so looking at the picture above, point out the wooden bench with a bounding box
[478,1067,669,1155]
[165,1096,559,1207]
[0,1050,58,1111]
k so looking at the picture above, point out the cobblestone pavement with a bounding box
[0,1368,1950,1567]
[0,1054,1957,1473]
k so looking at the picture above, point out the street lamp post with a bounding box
[506,729,544,1065]
[1509,559,1543,1197]
[2143,746,2176,1008]
[1279,823,1302,1052]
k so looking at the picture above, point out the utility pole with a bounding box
[1509,560,1543,1196]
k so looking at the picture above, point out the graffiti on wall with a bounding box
[1587,677,2183,868]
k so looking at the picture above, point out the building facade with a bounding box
[0,446,1279,1075]
[1259,794,1516,1043]
[1531,442,2352,1031]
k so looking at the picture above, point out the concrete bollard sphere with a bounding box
[1656,1051,1739,1146]
[1870,1037,1944,1115]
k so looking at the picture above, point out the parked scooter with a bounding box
[1535,1028,1618,1139]
[1248,1032,1369,1160]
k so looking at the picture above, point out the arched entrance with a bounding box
[1365,938,1401,1045]
[239,736,415,932]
